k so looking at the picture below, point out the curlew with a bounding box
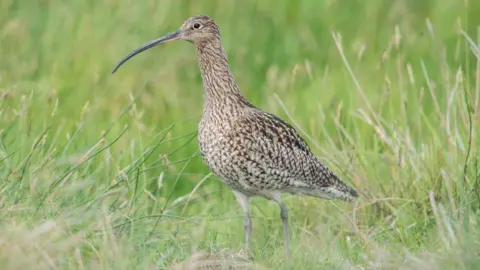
[112,15,358,265]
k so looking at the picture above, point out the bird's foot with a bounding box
[238,248,254,262]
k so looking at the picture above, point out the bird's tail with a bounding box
[310,177,359,202]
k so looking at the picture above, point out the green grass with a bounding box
[1,0,480,269]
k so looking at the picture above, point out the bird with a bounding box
[112,15,358,266]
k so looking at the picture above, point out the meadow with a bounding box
[1,0,480,269]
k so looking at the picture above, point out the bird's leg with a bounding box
[260,191,291,267]
[232,191,252,256]
[244,209,252,251]
[279,201,290,268]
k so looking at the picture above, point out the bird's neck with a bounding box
[195,40,250,111]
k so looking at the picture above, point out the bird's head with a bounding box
[180,15,220,44]
[112,15,219,73]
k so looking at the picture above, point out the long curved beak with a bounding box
[112,30,183,74]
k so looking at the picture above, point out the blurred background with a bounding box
[1,0,479,269]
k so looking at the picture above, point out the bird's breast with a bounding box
[197,117,254,188]
[198,117,229,170]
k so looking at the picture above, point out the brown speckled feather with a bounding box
[200,104,358,200]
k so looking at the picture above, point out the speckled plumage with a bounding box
[112,14,358,266]
[199,102,359,199]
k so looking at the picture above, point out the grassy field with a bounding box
[1,0,480,269]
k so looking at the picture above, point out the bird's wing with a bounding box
[228,110,339,190]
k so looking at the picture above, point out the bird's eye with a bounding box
[193,23,201,29]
